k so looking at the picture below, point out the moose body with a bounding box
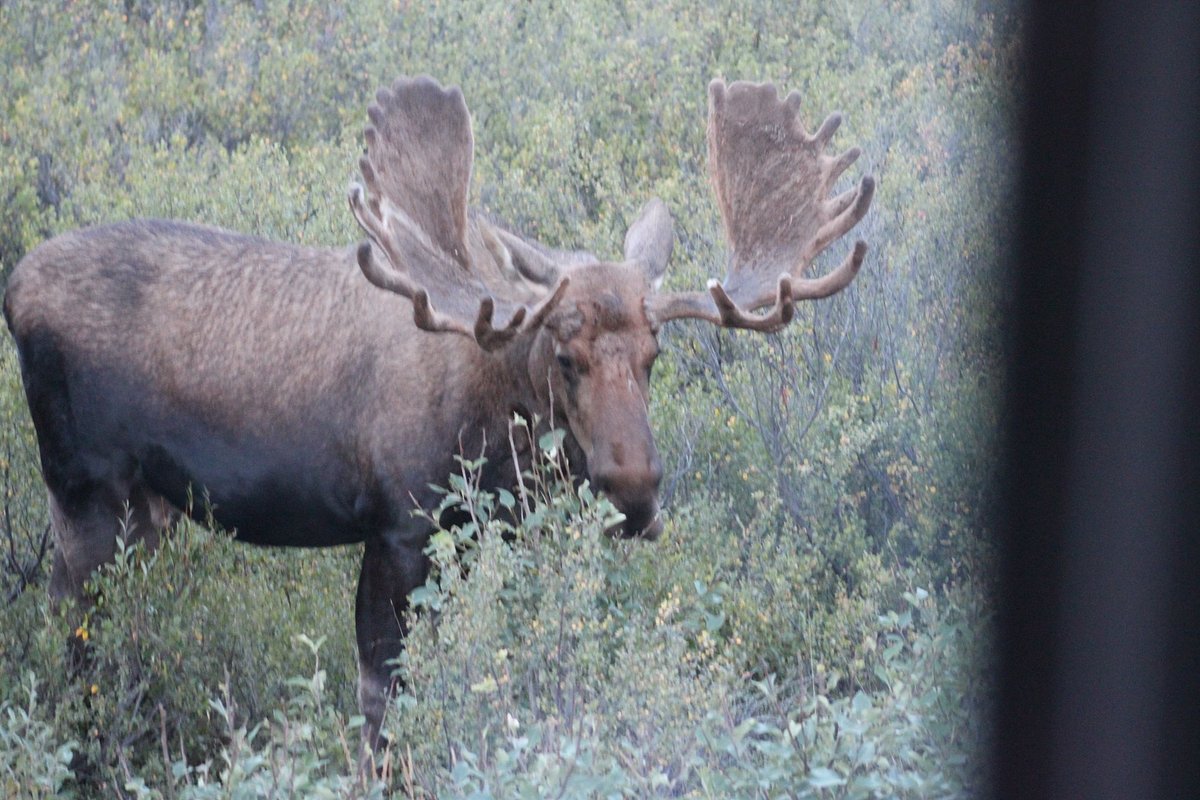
[5,219,529,551]
[4,77,873,748]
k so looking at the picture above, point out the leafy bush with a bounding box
[0,442,989,798]
[0,674,76,799]
[120,635,386,800]
[0,513,360,795]
[382,430,988,797]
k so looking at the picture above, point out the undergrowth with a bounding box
[1,426,987,798]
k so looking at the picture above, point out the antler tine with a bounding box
[350,185,481,344]
[810,112,842,148]
[803,175,875,265]
[525,274,571,328]
[647,78,874,332]
[356,233,568,352]
[348,183,418,296]
[350,76,575,351]
[707,238,868,330]
[351,182,571,351]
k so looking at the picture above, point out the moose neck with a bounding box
[444,331,557,490]
[472,328,586,484]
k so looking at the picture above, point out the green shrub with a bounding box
[0,338,48,605]
[119,635,386,800]
[376,427,987,797]
[692,584,988,799]
[0,516,359,795]
[0,674,76,799]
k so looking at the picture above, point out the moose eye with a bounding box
[556,354,575,373]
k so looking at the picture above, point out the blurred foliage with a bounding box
[379,432,989,797]
[0,0,1015,796]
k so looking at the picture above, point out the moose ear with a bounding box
[623,198,674,290]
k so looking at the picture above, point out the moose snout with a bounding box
[592,454,664,539]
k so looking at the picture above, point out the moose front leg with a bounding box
[355,533,429,756]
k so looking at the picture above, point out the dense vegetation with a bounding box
[0,0,1016,796]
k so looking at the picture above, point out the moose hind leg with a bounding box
[355,535,429,756]
[46,476,172,606]
[46,488,123,608]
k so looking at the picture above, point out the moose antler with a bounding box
[646,79,875,332]
[348,76,569,351]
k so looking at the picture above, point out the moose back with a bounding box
[3,76,873,746]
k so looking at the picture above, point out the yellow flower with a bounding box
[90,684,99,696]
[74,625,89,642]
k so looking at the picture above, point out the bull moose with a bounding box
[3,76,873,747]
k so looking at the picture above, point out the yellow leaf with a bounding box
[470,676,498,694]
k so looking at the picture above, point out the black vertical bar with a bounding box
[995,3,1200,798]
[992,2,1097,793]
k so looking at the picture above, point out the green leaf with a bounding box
[497,488,515,510]
[808,767,846,788]
[537,429,565,457]
[292,633,325,654]
[409,585,441,611]
[903,587,930,606]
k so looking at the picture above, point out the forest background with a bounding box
[0,0,1017,797]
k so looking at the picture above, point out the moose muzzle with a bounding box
[592,448,664,540]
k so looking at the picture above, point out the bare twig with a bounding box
[159,704,177,800]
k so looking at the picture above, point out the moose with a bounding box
[4,76,873,747]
